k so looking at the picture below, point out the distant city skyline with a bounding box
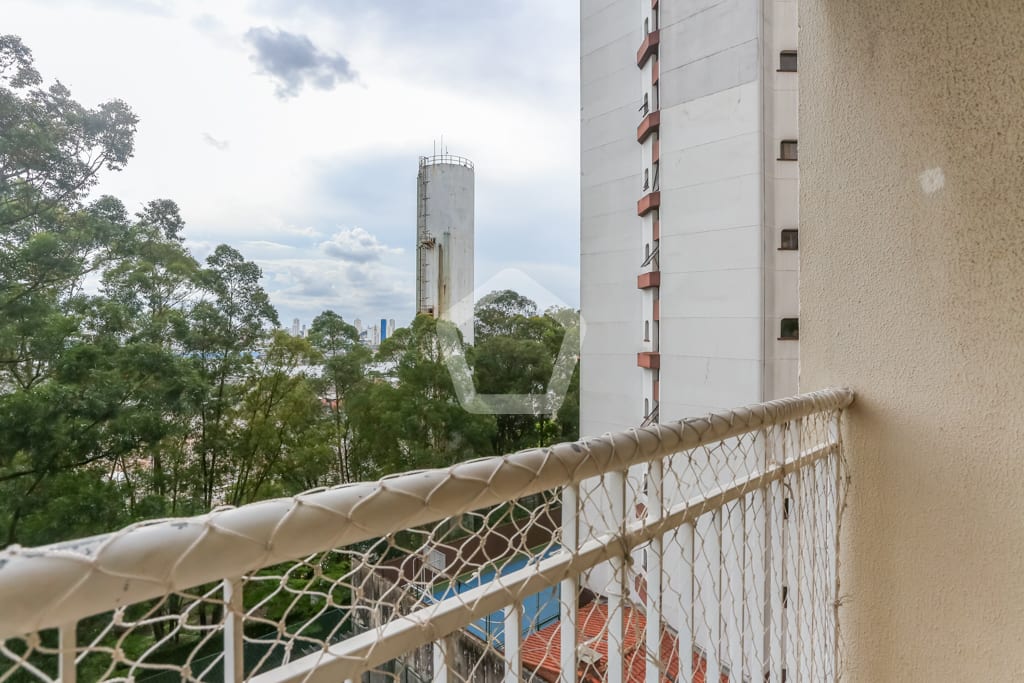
[4,0,580,325]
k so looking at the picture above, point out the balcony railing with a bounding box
[0,388,852,682]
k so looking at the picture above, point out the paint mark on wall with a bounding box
[919,167,945,195]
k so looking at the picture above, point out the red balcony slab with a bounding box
[637,271,661,289]
[652,217,660,240]
[637,351,661,369]
[653,299,660,321]
[637,111,660,143]
[637,191,661,216]
[636,30,660,68]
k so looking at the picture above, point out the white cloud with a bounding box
[319,227,401,263]
[241,239,295,251]
[258,256,414,324]
[278,224,323,238]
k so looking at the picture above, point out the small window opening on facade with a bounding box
[779,50,798,72]
[782,585,789,608]
[639,93,649,116]
[644,320,650,341]
[643,168,650,191]
[644,398,650,415]
[783,497,792,519]
[780,229,799,250]
[643,17,649,35]
[779,140,798,161]
[780,318,799,340]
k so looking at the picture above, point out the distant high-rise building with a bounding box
[416,152,475,344]
[300,324,307,338]
[388,318,396,338]
[380,318,388,343]
[291,318,300,336]
[371,324,380,346]
[354,318,363,335]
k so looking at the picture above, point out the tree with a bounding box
[0,35,136,327]
[227,331,326,505]
[0,35,136,231]
[348,316,495,474]
[308,311,371,483]
[0,40,212,543]
[181,245,279,511]
[473,297,581,450]
[474,289,538,342]
[473,335,553,451]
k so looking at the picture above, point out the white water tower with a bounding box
[415,151,475,345]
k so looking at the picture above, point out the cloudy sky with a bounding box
[6,0,580,328]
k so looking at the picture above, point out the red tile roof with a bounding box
[520,602,727,683]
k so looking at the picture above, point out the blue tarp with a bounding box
[431,545,561,648]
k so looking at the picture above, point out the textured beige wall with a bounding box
[799,1,1024,679]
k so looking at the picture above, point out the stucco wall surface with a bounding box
[799,1,1024,678]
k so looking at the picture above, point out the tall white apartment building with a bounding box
[579,1,803,678]
[580,0,800,436]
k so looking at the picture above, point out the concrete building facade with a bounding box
[579,0,802,677]
[416,154,476,345]
[581,0,800,438]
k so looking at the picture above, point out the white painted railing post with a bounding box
[503,601,522,683]
[606,469,626,683]
[678,521,694,682]
[58,622,76,683]
[722,498,745,675]
[645,458,664,683]
[559,482,579,683]
[704,510,722,683]
[793,419,807,682]
[223,577,244,683]
[433,633,455,683]
[765,426,786,682]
